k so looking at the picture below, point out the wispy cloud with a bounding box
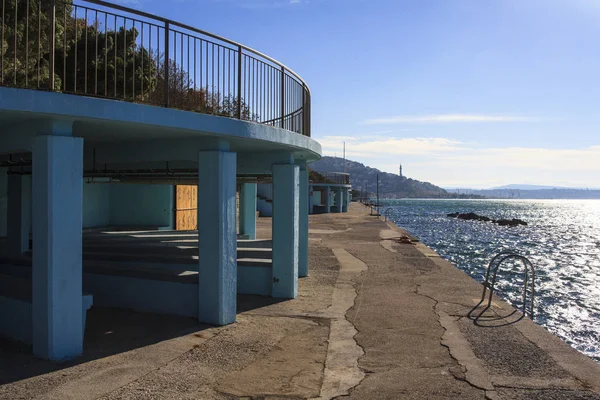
[316,134,600,187]
[318,135,462,157]
[362,114,539,125]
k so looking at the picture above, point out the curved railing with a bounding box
[0,0,311,136]
[310,171,350,185]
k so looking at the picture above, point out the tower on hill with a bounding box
[399,163,403,178]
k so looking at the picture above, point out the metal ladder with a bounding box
[478,250,536,320]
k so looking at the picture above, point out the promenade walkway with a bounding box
[1,203,599,399]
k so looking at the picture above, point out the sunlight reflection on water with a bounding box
[382,199,600,362]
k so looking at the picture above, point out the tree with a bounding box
[56,23,157,100]
[1,2,157,98]
[149,56,256,120]
[1,1,256,120]
[1,0,72,88]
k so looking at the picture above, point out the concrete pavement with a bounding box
[1,203,599,399]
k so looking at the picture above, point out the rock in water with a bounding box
[447,212,491,222]
[495,218,527,227]
[447,213,527,226]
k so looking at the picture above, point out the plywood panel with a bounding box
[175,185,198,231]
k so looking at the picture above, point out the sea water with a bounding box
[380,199,600,362]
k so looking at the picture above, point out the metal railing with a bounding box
[470,250,536,322]
[311,172,350,185]
[0,0,311,136]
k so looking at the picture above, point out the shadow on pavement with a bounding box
[0,294,286,386]
[467,300,525,328]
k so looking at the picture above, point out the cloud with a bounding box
[316,135,600,187]
[317,135,463,157]
[362,114,539,125]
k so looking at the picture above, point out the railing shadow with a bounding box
[465,250,535,328]
[467,298,525,328]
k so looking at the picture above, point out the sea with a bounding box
[379,198,600,362]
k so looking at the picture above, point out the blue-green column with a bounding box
[325,186,332,213]
[334,188,342,213]
[272,164,299,298]
[198,150,237,325]
[298,162,309,277]
[240,183,257,240]
[7,174,31,255]
[342,189,349,212]
[32,134,84,361]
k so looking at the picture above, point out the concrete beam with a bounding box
[197,150,237,325]
[84,145,297,176]
[237,152,295,175]
[32,134,84,360]
[272,164,299,298]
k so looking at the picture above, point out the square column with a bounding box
[198,151,237,325]
[7,174,31,255]
[325,186,332,213]
[239,183,257,240]
[298,165,309,278]
[334,189,342,213]
[309,185,314,215]
[32,135,84,360]
[272,164,299,298]
[342,189,349,212]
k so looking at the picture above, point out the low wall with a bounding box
[81,263,273,317]
[0,273,92,345]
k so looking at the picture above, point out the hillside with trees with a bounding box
[310,157,455,198]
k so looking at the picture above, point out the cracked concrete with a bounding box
[312,249,366,400]
[316,204,600,399]
[1,203,600,399]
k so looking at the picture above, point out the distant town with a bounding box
[446,187,600,200]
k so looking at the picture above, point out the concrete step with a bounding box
[237,248,272,260]
[83,245,271,256]
[237,258,272,268]
[237,239,273,249]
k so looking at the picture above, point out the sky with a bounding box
[112,0,600,188]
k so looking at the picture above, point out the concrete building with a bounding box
[0,0,320,361]
[310,172,352,214]
[253,172,352,216]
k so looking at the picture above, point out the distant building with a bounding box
[399,163,403,177]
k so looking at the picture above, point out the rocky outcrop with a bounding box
[447,213,527,227]
[447,212,491,222]
[495,218,527,226]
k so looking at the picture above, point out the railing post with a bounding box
[301,88,305,135]
[304,89,311,137]
[48,0,56,90]
[164,22,170,108]
[237,46,242,119]
[280,66,285,129]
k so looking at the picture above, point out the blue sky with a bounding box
[114,0,600,188]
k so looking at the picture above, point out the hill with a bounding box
[447,187,600,199]
[309,156,452,198]
[493,184,571,190]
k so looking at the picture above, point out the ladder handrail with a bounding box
[480,250,536,319]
